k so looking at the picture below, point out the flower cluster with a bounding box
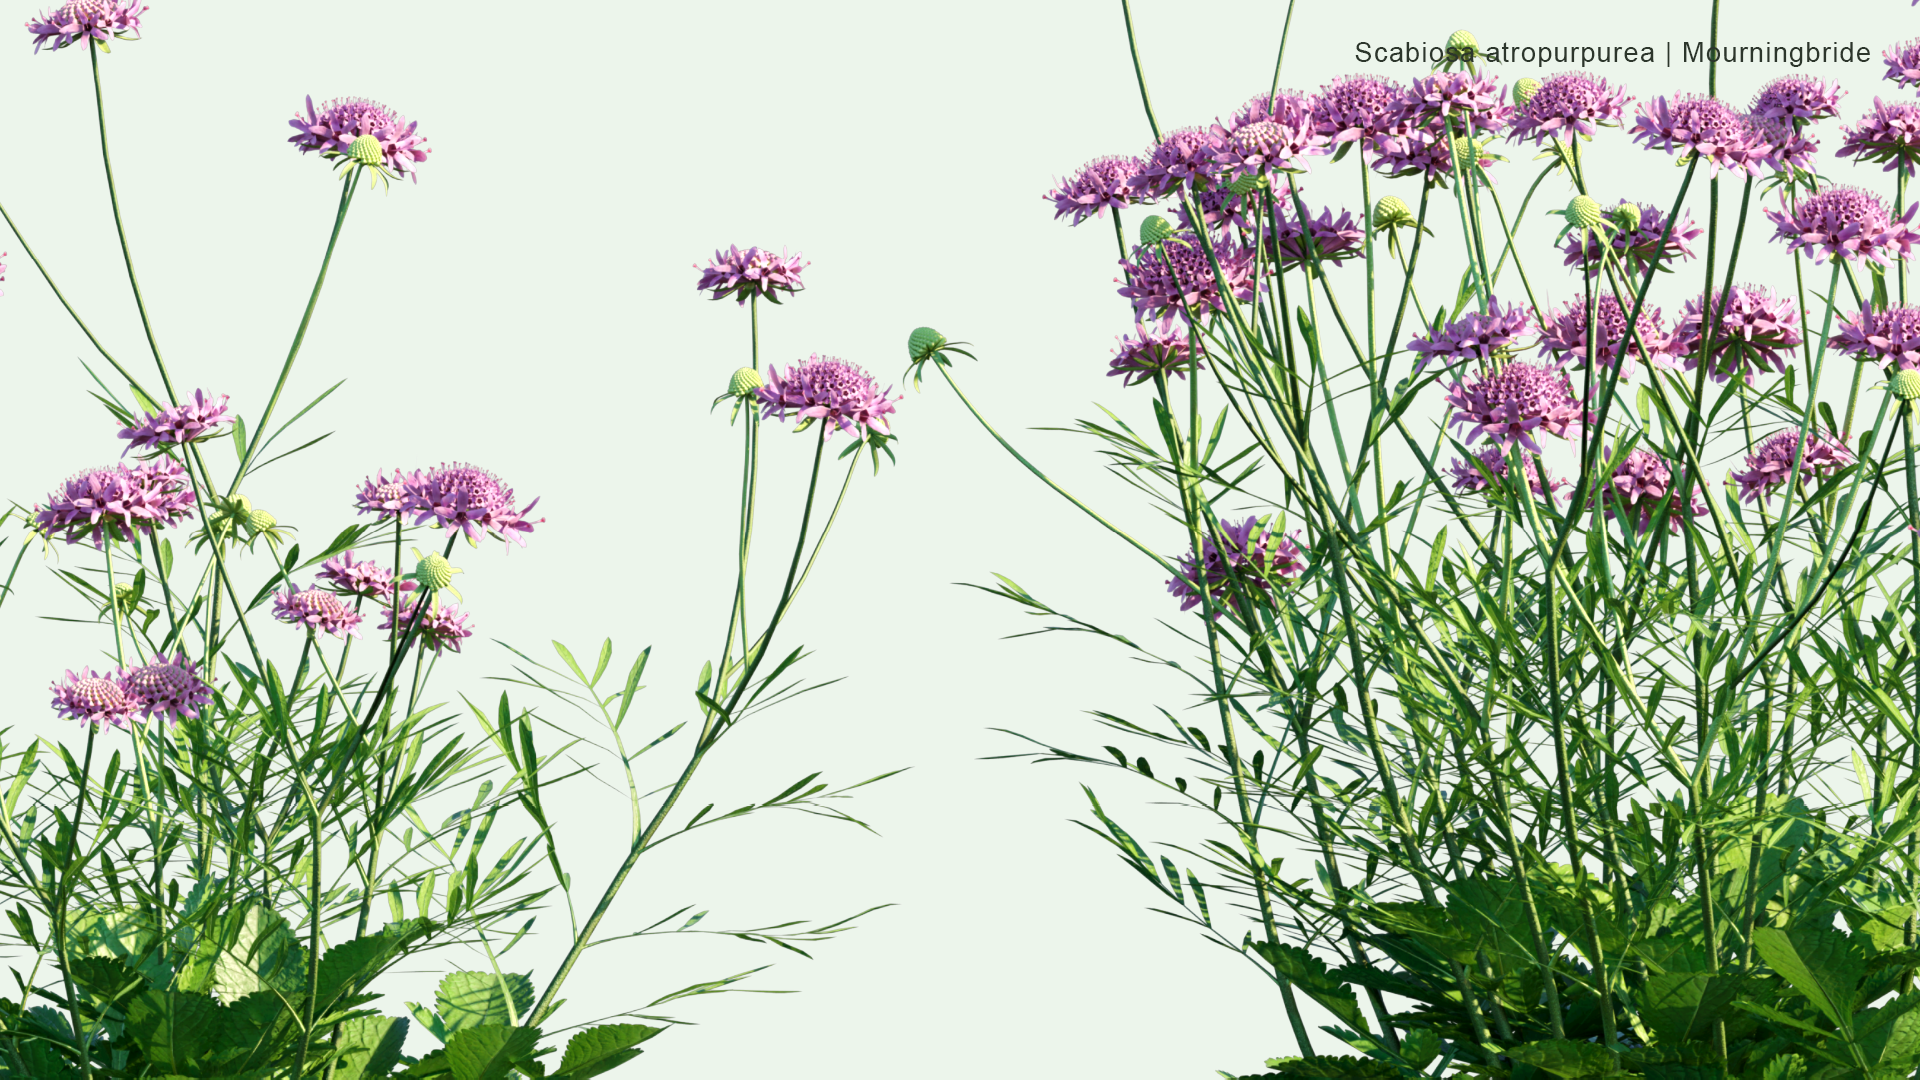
[354,469,419,520]
[1131,127,1213,199]
[51,655,211,727]
[1886,39,1920,91]
[405,464,543,546]
[1836,98,1920,175]
[1558,200,1700,278]
[1117,232,1256,317]
[1402,69,1512,132]
[1447,444,1566,499]
[756,355,901,439]
[1444,361,1588,453]
[272,587,363,639]
[25,0,143,54]
[35,459,196,548]
[1671,285,1803,384]
[1312,75,1408,144]
[1108,321,1197,386]
[1752,75,1845,122]
[1507,71,1630,144]
[1047,156,1145,225]
[381,597,474,654]
[1765,185,1920,266]
[1730,429,1853,505]
[1267,203,1363,269]
[117,389,232,455]
[1208,91,1328,183]
[1166,516,1306,614]
[1830,306,1920,370]
[1406,297,1534,373]
[317,550,412,601]
[288,96,430,180]
[1632,95,1773,175]
[1595,447,1707,534]
[696,245,808,305]
[1538,294,1674,380]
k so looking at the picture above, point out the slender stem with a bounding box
[90,39,176,404]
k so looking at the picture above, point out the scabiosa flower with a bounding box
[1730,429,1853,505]
[1829,306,1920,369]
[382,597,473,654]
[1444,361,1588,454]
[1632,94,1761,176]
[1108,320,1197,386]
[1671,285,1804,384]
[273,587,362,639]
[117,389,232,455]
[122,652,213,723]
[1208,91,1328,183]
[25,0,143,54]
[51,667,138,728]
[1742,113,1817,174]
[1117,232,1256,318]
[1765,185,1920,266]
[1538,294,1675,380]
[1312,75,1409,144]
[288,96,430,181]
[1753,75,1845,123]
[317,550,411,601]
[1166,516,1306,615]
[1447,444,1566,499]
[1836,98,1920,175]
[756,355,901,439]
[1886,39,1920,90]
[1266,203,1363,270]
[1507,71,1630,144]
[354,469,420,521]
[34,459,195,549]
[405,464,543,545]
[1559,200,1701,279]
[1372,125,1500,186]
[1594,447,1707,534]
[1131,127,1214,199]
[1401,69,1513,133]
[1173,186,1254,233]
[1406,296,1535,373]
[1047,155,1145,225]
[695,244,807,305]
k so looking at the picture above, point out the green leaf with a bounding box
[1504,1039,1620,1078]
[333,1015,411,1080]
[122,988,225,1073]
[550,1022,664,1078]
[200,904,307,1003]
[435,970,534,1033]
[444,1023,542,1080]
[1642,971,1748,1044]
[1243,1055,1401,1080]
[1752,923,1866,1028]
[1247,940,1367,1031]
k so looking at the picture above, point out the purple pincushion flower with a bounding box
[1131,127,1214,200]
[1166,516,1306,615]
[1742,113,1817,173]
[1765,185,1920,266]
[757,355,901,439]
[1401,70,1513,133]
[1829,306,1920,370]
[1447,444,1566,499]
[382,597,473,654]
[1174,186,1254,233]
[1406,296,1535,374]
[1672,285,1803,384]
[1117,231,1256,318]
[123,651,213,723]
[1444,361,1588,454]
[317,550,412,601]
[273,587,362,639]
[1837,98,1920,176]
[288,97,430,181]
[117,389,232,455]
[1312,75,1409,144]
[1207,91,1328,183]
[1730,429,1853,505]
[1594,447,1707,534]
[1753,76,1845,123]
[1267,203,1363,270]
[34,459,196,549]
[695,244,807,305]
[404,463,542,546]
[1632,95,1762,175]
[25,0,143,54]
[1558,200,1701,279]
[1538,294,1675,380]
[1886,39,1920,90]
[1047,156,1145,225]
[1109,320,1198,386]
[51,667,138,728]
[1508,71,1630,144]
[1371,127,1499,186]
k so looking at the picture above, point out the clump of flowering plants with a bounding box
[0,10,899,1078]
[923,4,1920,1077]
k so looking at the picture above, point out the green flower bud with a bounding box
[1513,78,1541,109]
[1566,195,1604,229]
[1372,195,1415,232]
[248,509,278,533]
[1894,369,1920,402]
[1446,29,1478,59]
[907,326,947,362]
[1225,174,1266,197]
[414,553,455,590]
[1139,214,1175,246]
[1607,201,1643,233]
[728,367,764,397]
[109,581,138,616]
[347,134,383,168]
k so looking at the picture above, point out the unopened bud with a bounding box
[1139,214,1175,246]
[346,134,383,167]
[728,367,764,397]
[1513,78,1541,109]
[907,326,948,363]
[1372,195,1415,232]
[1894,368,1920,402]
[1446,29,1479,60]
[414,553,454,590]
[1566,195,1604,229]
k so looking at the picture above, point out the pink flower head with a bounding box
[1885,39,1920,90]
[1559,200,1701,279]
[1312,75,1410,144]
[1594,447,1707,534]
[1444,361,1588,454]
[273,587,362,639]
[695,244,808,305]
[1207,91,1328,183]
[1730,429,1853,505]
[1538,294,1675,380]
[1508,71,1631,144]
[1406,296,1535,374]
[1371,126,1499,186]
[317,549,412,601]
[1837,98,1920,176]
[25,0,142,54]
[1267,202,1363,270]
[123,651,213,723]
[1753,76,1845,123]
[1829,306,1920,370]
[1632,94,1762,176]
[1742,113,1817,174]
[117,389,231,456]
[1047,155,1145,225]
[354,469,420,521]
[1447,444,1567,499]
[34,459,196,549]
[756,355,901,439]
[1117,231,1256,318]
[1765,185,1920,266]
[1672,285,1803,384]
[1130,127,1213,200]
[382,597,473,654]
[1174,186,1255,233]
[1401,69,1513,133]
[288,96,430,181]
[51,667,138,729]
[405,463,543,545]
[1166,516,1306,615]
[1108,320,1198,386]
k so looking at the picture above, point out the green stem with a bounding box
[90,39,176,404]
